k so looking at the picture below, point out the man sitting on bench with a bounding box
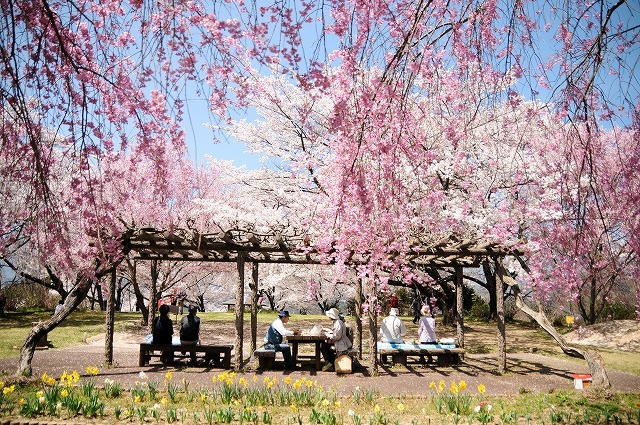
[180,305,201,364]
[153,304,174,364]
[379,307,406,343]
[264,310,300,370]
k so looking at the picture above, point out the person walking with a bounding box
[411,296,422,324]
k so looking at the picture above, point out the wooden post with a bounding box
[367,278,378,373]
[455,266,465,355]
[495,258,506,374]
[250,262,259,354]
[355,277,363,359]
[104,269,116,366]
[234,254,245,371]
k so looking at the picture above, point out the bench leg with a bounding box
[222,351,231,369]
[258,357,274,369]
[139,347,149,367]
[392,354,407,366]
[437,354,452,367]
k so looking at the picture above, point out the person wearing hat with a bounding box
[379,307,406,344]
[320,307,352,372]
[180,305,201,364]
[417,305,437,363]
[264,310,300,369]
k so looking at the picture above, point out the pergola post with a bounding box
[495,258,506,374]
[455,266,465,356]
[234,254,245,371]
[250,262,259,354]
[355,278,363,359]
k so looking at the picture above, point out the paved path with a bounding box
[1,340,638,397]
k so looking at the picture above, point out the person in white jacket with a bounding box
[379,307,407,343]
[320,307,352,371]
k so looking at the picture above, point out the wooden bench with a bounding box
[254,346,277,369]
[139,343,233,368]
[377,343,465,367]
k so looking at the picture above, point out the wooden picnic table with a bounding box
[287,334,327,371]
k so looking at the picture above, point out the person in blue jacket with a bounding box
[264,310,300,369]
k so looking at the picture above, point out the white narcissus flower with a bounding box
[348,410,355,416]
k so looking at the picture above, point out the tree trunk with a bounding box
[148,260,159,334]
[126,258,148,325]
[355,278,363,359]
[495,260,506,374]
[105,270,116,366]
[19,270,102,375]
[482,262,498,320]
[455,267,465,352]
[513,284,611,390]
[234,254,245,371]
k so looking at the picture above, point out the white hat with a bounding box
[325,308,340,320]
[421,305,430,316]
[389,307,399,316]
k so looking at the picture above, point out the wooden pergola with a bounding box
[122,226,520,372]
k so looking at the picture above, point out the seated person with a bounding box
[264,310,300,369]
[379,307,406,343]
[320,307,352,372]
[180,305,201,364]
[180,305,201,344]
[417,305,437,363]
[152,304,174,364]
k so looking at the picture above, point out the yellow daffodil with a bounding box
[334,401,341,408]
[459,380,467,391]
[61,389,68,398]
[36,390,44,398]
[478,383,486,395]
[397,403,405,411]
[72,371,80,382]
[0,380,3,389]
[429,381,436,390]
[165,371,173,381]
[161,397,168,405]
[284,376,292,384]
[290,403,297,412]
[238,377,248,388]
[374,404,381,413]
[450,382,459,394]
[19,398,25,405]
[252,374,257,382]
[200,393,207,402]
[134,395,141,403]
[322,399,330,407]
[293,380,302,389]
[3,385,15,395]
